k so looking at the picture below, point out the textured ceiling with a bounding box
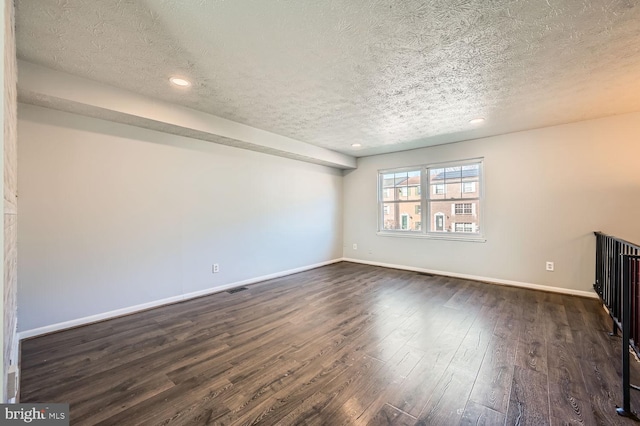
[15,0,640,156]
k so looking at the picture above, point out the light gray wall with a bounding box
[343,111,640,293]
[17,104,343,332]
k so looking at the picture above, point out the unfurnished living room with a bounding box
[0,0,640,425]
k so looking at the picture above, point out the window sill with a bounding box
[376,231,486,243]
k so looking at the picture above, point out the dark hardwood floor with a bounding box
[20,262,640,425]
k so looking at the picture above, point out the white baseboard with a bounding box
[18,258,343,340]
[18,256,598,340]
[341,257,599,299]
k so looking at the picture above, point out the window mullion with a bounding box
[424,166,430,233]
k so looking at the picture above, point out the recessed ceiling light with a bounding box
[169,77,191,87]
[469,118,485,125]
[351,143,362,148]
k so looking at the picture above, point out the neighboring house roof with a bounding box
[432,167,479,181]
[383,167,478,187]
[383,175,420,187]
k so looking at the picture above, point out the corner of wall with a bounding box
[3,0,18,403]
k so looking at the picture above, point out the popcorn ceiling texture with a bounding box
[14,0,640,155]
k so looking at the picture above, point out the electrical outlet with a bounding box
[352,243,357,250]
[546,261,554,272]
[213,264,220,273]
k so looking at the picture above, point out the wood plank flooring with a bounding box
[20,262,640,425]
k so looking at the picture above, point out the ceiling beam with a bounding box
[17,60,356,169]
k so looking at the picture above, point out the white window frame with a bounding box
[377,158,484,242]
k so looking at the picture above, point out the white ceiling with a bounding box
[15,0,640,157]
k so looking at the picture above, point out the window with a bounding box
[454,203,473,215]
[380,169,421,231]
[454,223,475,233]
[378,159,483,239]
[463,182,476,193]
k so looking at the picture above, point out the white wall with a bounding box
[17,104,343,332]
[343,111,640,293]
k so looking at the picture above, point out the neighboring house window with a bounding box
[454,203,473,215]
[378,159,483,238]
[454,223,474,233]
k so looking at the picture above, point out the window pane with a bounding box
[389,170,420,201]
[445,166,462,180]
[407,172,420,200]
[462,164,479,175]
[406,170,421,201]
[430,168,447,200]
[382,174,396,201]
[382,202,421,231]
[430,168,445,180]
[397,186,408,200]
[430,183,445,199]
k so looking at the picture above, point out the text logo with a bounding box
[1,404,68,425]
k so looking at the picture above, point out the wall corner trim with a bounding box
[341,257,598,299]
